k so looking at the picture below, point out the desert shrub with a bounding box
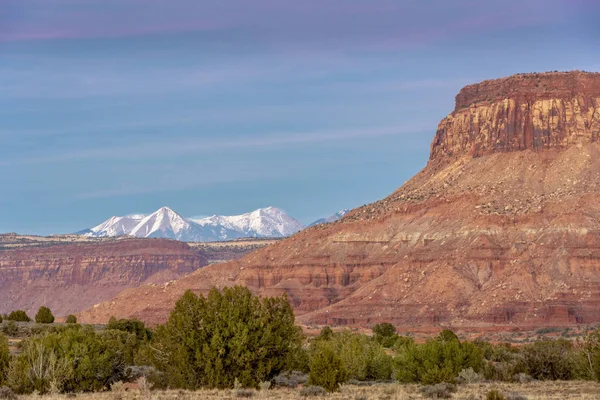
[582,326,600,381]
[7,325,128,394]
[486,389,505,400]
[322,331,392,381]
[0,335,9,385]
[395,330,483,384]
[6,311,29,323]
[318,326,334,341]
[272,371,308,388]
[1,322,18,337]
[35,306,55,324]
[0,386,16,400]
[419,383,457,399]
[106,317,152,341]
[477,342,525,382]
[65,315,77,324]
[235,389,255,397]
[458,367,483,384]
[521,339,577,380]
[299,385,327,397]
[147,287,303,390]
[308,341,348,392]
[372,323,398,348]
[513,373,533,383]
[259,381,271,391]
[506,392,528,400]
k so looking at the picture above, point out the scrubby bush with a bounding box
[7,325,129,394]
[395,330,483,384]
[235,389,256,397]
[106,317,152,341]
[7,311,29,322]
[272,371,308,388]
[318,326,333,341]
[506,392,528,400]
[0,323,17,337]
[299,385,327,397]
[372,322,398,348]
[35,306,55,324]
[0,386,16,400]
[147,287,303,390]
[486,389,505,400]
[320,331,392,382]
[582,326,600,381]
[521,339,577,380]
[308,341,348,392]
[513,373,533,383]
[0,334,9,385]
[419,383,457,399]
[65,315,77,324]
[458,367,483,384]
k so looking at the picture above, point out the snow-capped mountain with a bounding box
[84,206,304,242]
[191,207,304,238]
[86,214,146,237]
[308,209,350,227]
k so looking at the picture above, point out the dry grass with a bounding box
[17,381,600,400]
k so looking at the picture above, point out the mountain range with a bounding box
[82,206,348,242]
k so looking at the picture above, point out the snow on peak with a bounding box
[84,206,309,242]
[191,207,304,238]
[86,214,146,237]
[308,209,350,227]
[129,206,191,239]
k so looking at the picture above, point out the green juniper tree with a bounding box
[35,307,55,324]
[148,287,303,389]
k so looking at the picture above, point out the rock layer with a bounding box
[431,71,600,159]
[0,239,207,316]
[79,72,600,330]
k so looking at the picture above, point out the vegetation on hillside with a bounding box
[0,294,599,395]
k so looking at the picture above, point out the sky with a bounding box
[1,0,599,235]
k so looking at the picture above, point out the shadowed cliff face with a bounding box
[0,239,207,316]
[431,71,600,159]
[79,72,600,331]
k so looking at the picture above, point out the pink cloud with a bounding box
[0,20,226,42]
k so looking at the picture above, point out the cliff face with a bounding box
[431,71,600,159]
[0,239,207,316]
[79,72,600,331]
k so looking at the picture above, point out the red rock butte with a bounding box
[79,71,600,331]
[431,71,600,159]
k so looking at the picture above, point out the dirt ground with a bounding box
[18,381,600,400]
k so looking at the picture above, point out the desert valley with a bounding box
[2,1,600,398]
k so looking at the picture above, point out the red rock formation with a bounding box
[431,71,600,159]
[79,71,600,330]
[0,239,207,317]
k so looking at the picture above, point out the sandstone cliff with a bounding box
[79,71,600,330]
[0,239,207,317]
[431,71,600,159]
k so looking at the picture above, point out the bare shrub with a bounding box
[512,373,533,383]
[486,389,505,400]
[458,367,483,384]
[0,387,16,400]
[299,385,327,397]
[420,383,457,398]
[235,389,256,397]
[506,392,527,400]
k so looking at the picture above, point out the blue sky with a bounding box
[1,0,599,235]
